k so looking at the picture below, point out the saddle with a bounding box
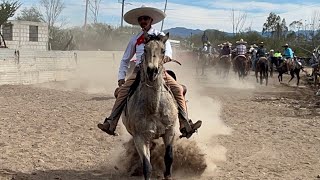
[220,55,230,59]
[114,70,187,99]
[236,54,247,59]
[234,55,247,62]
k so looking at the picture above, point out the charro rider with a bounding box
[233,39,247,58]
[220,42,232,57]
[97,6,202,138]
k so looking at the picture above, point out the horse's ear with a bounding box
[161,32,169,43]
[144,32,150,43]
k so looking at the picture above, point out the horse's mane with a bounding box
[145,34,163,44]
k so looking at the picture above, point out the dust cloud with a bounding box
[35,50,253,178]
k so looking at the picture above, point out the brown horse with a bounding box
[217,55,232,78]
[122,32,178,180]
[234,55,248,79]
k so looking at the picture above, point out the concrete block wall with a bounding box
[3,20,48,50]
[0,49,77,85]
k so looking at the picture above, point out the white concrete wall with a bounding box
[0,50,126,85]
[3,20,48,50]
[0,49,76,85]
[0,50,181,87]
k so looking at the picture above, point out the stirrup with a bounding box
[179,120,202,139]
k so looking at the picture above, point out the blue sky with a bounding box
[16,0,320,32]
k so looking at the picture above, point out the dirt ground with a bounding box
[0,55,320,180]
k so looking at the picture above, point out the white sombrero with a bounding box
[236,39,247,44]
[124,6,166,25]
[223,41,232,46]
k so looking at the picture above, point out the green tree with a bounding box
[289,20,303,32]
[0,0,21,47]
[262,12,280,38]
[16,7,43,22]
[262,12,287,40]
[39,0,65,49]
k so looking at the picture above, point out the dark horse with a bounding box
[255,57,269,86]
[277,60,303,86]
[217,55,231,78]
[234,55,247,79]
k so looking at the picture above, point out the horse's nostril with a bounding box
[147,67,158,75]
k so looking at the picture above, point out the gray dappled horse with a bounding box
[197,50,209,76]
[122,32,178,180]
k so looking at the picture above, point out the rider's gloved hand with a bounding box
[118,79,125,87]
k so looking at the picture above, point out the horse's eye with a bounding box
[162,49,165,54]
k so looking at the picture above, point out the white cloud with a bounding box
[19,0,320,32]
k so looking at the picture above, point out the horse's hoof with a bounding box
[163,176,173,180]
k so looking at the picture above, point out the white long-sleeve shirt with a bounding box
[118,27,172,80]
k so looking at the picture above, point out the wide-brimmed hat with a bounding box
[223,41,232,46]
[282,43,289,47]
[236,39,247,44]
[252,44,258,48]
[124,6,166,25]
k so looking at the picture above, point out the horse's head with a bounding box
[142,32,169,82]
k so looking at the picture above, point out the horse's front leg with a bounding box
[259,70,263,85]
[296,69,300,86]
[288,70,295,84]
[265,67,269,86]
[163,130,175,180]
[134,136,152,180]
[255,69,259,83]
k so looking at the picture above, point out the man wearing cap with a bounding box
[256,42,266,58]
[269,49,278,76]
[282,43,294,72]
[274,50,282,64]
[97,6,202,138]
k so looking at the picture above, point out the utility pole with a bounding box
[84,0,89,30]
[160,0,168,31]
[232,8,235,36]
[121,0,125,28]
